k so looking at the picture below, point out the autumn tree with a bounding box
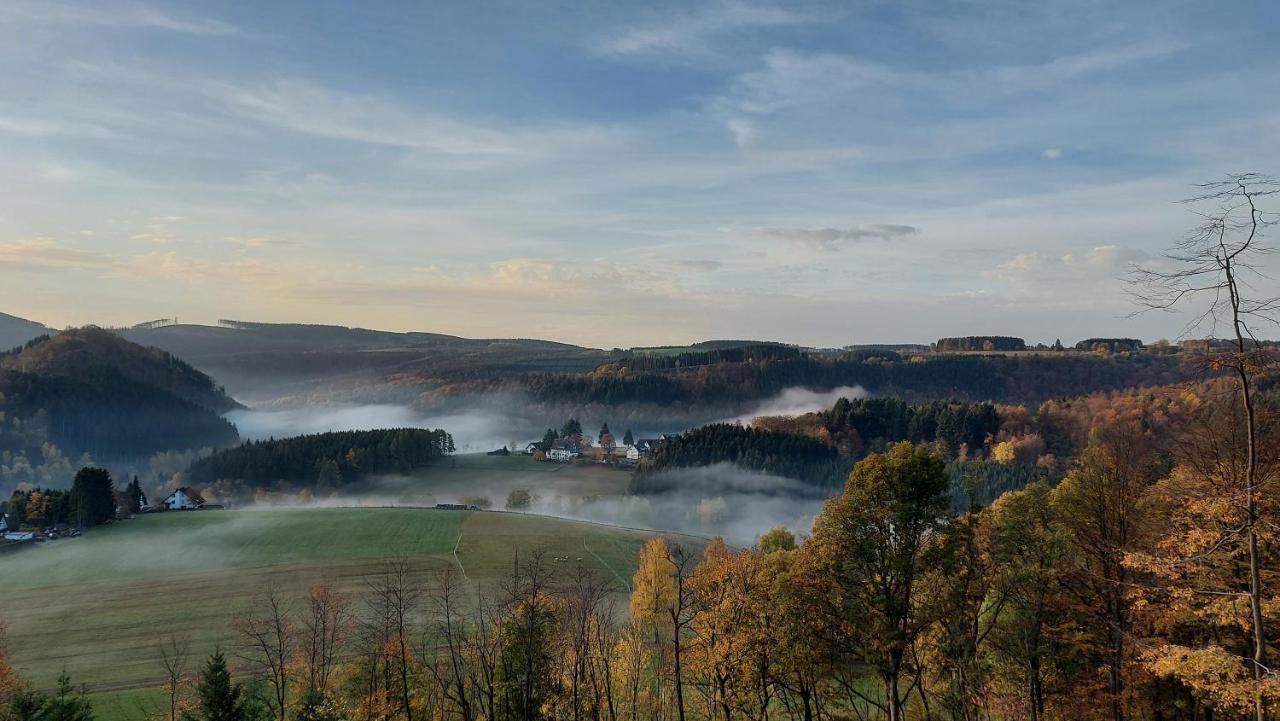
[806,441,952,721]
[496,552,557,721]
[980,481,1074,721]
[756,527,796,554]
[630,538,677,721]
[1129,400,1280,716]
[1130,173,1279,721]
[1052,419,1163,721]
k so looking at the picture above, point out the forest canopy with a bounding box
[184,428,455,490]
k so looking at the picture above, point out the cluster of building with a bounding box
[0,514,79,543]
[528,435,672,464]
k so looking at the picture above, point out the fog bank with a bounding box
[726,385,868,423]
[226,404,525,453]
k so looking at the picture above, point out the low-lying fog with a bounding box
[226,404,521,453]
[223,385,861,543]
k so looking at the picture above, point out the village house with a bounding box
[634,437,670,457]
[161,487,206,510]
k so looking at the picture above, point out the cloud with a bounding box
[213,79,529,157]
[0,238,115,272]
[675,259,723,272]
[598,1,822,58]
[988,245,1150,285]
[0,2,238,36]
[1043,147,1063,159]
[760,224,919,251]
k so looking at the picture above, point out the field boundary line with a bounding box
[583,535,630,592]
[452,523,470,582]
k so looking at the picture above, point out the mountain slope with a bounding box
[0,312,54,353]
[0,328,240,480]
[3,326,239,412]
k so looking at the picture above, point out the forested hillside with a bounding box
[185,428,455,494]
[635,385,1207,504]
[0,328,241,488]
[526,351,1199,407]
[630,424,849,495]
[1,327,239,412]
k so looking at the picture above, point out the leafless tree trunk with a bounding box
[666,545,697,721]
[370,558,422,721]
[155,635,190,721]
[1129,173,1279,721]
[236,585,296,721]
[423,566,474,721]
[469,590,500,721]
[301,581,353,695]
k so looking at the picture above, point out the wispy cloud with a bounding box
[760,224,919,251]
[0,1,237,36]
[0,238,115,272]
[598,0,825,59]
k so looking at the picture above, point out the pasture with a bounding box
[0,506,699,700]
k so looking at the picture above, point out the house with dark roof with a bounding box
[161,487,206,510]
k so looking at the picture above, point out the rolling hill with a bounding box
[0,312,54,353]
[0,328,240,482]
[0,507,704,691]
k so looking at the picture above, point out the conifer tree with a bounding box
[195,650,246,721]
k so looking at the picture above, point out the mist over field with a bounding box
[278,462,823,545]
[530,463,826,543]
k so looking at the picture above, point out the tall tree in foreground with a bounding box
[1129,173,1279,720]
[1052,419,1162,721]
[1129,400,1280,716]
[979,482,1073,721]
[806,441,952,721]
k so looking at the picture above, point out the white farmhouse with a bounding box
[161,487,206,510]
[547,447,577,462]
[625,445,640,461]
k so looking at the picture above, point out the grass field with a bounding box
[0,506,701,698]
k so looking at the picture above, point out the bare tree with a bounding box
[422,566,475,721]
[235,584,297,721]
[369,557,422,721]
[1129,173,1279,721]
[154,635,191,721]
[301,581,354,695]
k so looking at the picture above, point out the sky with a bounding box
[2,0,1279,348]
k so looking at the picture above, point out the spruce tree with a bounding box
[196,650,245,721]
[69,467,114,527]
[43,671,94,721]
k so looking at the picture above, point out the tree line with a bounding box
[184,429,455,491]
[3,467,141,529]
[522,353,1197,408]
[602,345,803,373]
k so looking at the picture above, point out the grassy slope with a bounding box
[0,506,694,693]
